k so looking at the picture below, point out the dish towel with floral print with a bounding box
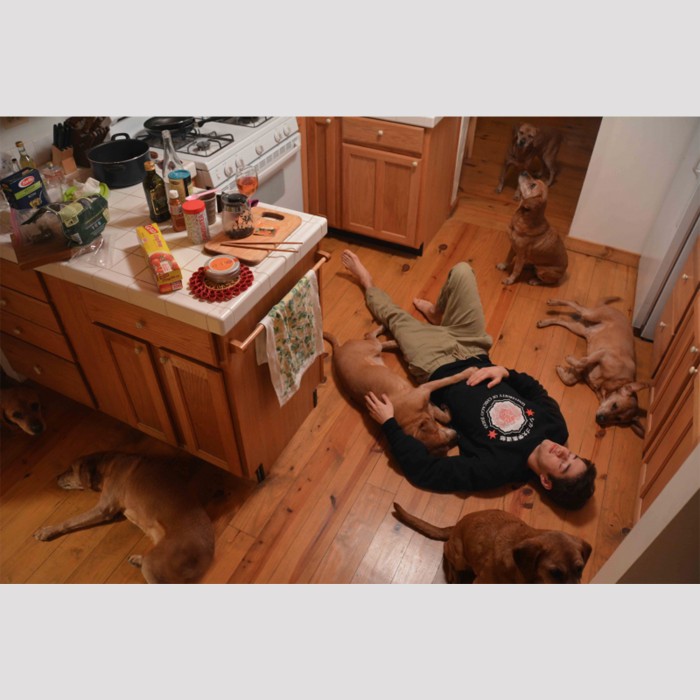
[256,269,323,406]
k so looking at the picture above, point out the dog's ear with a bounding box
[579,538,593,566]
[511,124,520,144]
[622,381,651,395]
[512,538,542,581]
[630,417,646,439]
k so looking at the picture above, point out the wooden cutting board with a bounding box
[203,206,303,264]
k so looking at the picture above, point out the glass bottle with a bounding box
[168,189,186,232]
[11,158,20,172]
[160,129,184,181]
[15,141,35,169]
[143,160,170,223]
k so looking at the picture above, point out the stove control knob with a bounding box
[274,131,282,143]
[224,164,234,178]
[256,144,264,156]
[283,125,291,136]
[235,158,245,169]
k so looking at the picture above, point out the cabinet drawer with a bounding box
[80,287,218,366]
[1,333,93,407]
[646,298,698,446]
[651,292,674,377]
[640,378,698,515]
[0,310,73,360]
[672,244,699,327]
[0,286,62,332]
[0,258,48,301]
[342,117,424,156]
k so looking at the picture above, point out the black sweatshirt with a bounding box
[381,356,569,493]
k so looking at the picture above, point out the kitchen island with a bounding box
[0,184,329,481]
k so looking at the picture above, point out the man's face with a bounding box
[532,439,587,489]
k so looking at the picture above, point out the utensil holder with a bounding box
[51,146,77,176]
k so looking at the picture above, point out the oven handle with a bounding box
[255,137,301,185]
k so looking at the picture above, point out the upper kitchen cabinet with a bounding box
[301,117,462,253]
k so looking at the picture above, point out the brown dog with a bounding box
[393,502,592,583]
[496,122,563,197]
[497,172,568,286]
[0,385,46,435]
[33,451,215,583]
[536,297,650,437]
[324,327,476,455]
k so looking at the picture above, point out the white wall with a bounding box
[569,117,700,254]
[0,117,68,176]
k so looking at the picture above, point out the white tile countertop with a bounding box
[0,185,328,336]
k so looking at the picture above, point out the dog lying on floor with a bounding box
[0,384,46,435]
[496,122,563,198]
[33,451,215,583]
[324,327,477,455]
[393,502,592,583]
[497,172,568,286]
[537,297,650,437]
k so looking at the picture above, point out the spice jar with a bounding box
[168,190,186,232]
[221,191,254,239]
[182,199,209,244]
[168,169,193,202]
[204,255,241,283]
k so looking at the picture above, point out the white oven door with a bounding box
[220,134,304,212]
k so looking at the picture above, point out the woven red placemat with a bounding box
[188,263,254,302]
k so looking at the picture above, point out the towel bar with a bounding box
[229,250,331,354]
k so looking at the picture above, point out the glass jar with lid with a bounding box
[221,191,254,239]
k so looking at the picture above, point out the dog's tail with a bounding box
[393,502,453,541]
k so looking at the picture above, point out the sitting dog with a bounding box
[536,297,650,436]
[497,172,568,286]
[393,502,592,583]
[324,327,476,455]
[0,384,45,435]
[496,122,563,197]
[33,451,215,583]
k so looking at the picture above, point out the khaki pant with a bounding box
[365,262,493,383]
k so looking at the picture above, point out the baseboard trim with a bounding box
[565,236,640,268]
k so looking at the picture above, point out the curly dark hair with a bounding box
[544,458,597,510]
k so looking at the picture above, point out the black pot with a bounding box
[87,133,150,188]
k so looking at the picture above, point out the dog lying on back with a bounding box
[393,502,591,583]
[497,172,568,286]
[496,122,563,198]
[33,451,215,583]
[324,327,477,455]
[0,384,45,435]
[537,297,650,437]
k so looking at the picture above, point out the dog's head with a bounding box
[517,171,549,205]
[512,531,592,583]
[395,394,458,456]
[1,386,46,436]
[595,381,650,436]
[56,452,109,492]
[514,123,538,151]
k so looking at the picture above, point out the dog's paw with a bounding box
[535,320,547,328]
[496,262,508,271]
[33,527,58,541]
[495,184,503,194]
[528,278,541,286]
[501,277,515,286]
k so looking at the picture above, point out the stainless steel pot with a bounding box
[87,134,150,188]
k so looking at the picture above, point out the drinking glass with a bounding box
[235,165,259,199]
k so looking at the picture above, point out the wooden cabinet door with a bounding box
[341,143,422,247]
[156,349,243,476]
[99,327,177,444]
[304,117,341,227]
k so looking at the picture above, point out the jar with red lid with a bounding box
[182,198,209,244]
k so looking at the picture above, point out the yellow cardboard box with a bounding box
[136,223,183,294]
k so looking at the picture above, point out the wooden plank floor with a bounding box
[2,116,651,585]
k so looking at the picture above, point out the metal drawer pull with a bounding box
[134,346,143,355]
[659,321,667,328]
[690,367,698,375]
[13,327,21,335]
[691,346,699,355]
[377,130,384,136]
[682,274,690,281]
[160,356,168,364]
[230,251,331,353]
[136,321,145,329]
[325,118,331,124]
[33,365,42,375]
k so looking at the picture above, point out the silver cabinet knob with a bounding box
[12,327,21,335]
[377,130,384,137]
[412,161,418,168]
[0,298,6,307]
[159,356,168,365]
[682,274,690,281]
[325,118,331,124]
[690,366,699,375]
[659,321,667,328]
[135,321,145,329]
[691,346,699,355]
[134,346,143,355]
[33,365,42,375]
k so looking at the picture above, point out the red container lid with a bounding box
[182,199,205,214]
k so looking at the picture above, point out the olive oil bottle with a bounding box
[143,160,170,223]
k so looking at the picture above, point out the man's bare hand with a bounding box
[466,365,509,388]
[365,391,394,424]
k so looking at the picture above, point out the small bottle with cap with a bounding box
[168,189,186,232]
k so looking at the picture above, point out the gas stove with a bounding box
[113,116,300,190]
